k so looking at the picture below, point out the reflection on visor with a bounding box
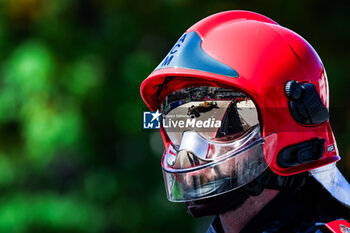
[178,126,260,162]
[160,86,268,202]
[162,136,268,202]
[161,86,259,146]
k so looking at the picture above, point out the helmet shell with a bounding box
[140,10,339,176]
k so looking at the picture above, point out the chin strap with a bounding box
[186,184,251,218]
[186,169,309,218]
[244,168,309,196]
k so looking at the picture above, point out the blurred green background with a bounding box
[0,0,349,232]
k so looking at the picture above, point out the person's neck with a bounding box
[219,189,280,233]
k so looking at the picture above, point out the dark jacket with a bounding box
[207,177,350,233]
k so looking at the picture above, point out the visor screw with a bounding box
[285,80,304,101]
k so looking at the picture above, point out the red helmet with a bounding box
[140,10,349,204]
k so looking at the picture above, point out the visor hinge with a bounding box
[285,81,329,125]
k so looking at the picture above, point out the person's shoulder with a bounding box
[324,219,350,233]
[207,217,350,233]
[292,218,350,233]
